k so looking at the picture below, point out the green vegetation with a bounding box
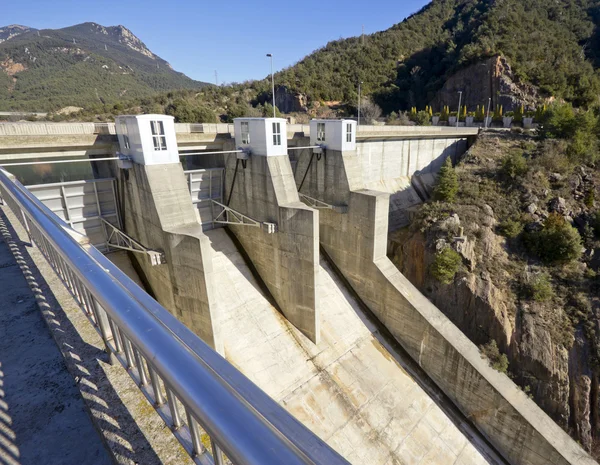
[433,157,458,202]
[498,218,524,238]
[430,247,462,284]
[0,23,207,111]
[500,150,528,180]
[413,110,431,126]
[525,213,582,264]
[539,103,600,165]
[480,340,509,373]
[412,125,600,456]
[523,273,555,302]
[165,99,217,123]
[7,0,600,117]
[273,0,600,112]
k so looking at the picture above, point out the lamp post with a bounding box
[266,53,276,118]
[358,81,363,126]
[485,97,492,129]
[456,91,462,128]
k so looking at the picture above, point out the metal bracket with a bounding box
[101,219,166,266]
[211,200,277,233]
[116,152,133,170]
[298,193,348,214]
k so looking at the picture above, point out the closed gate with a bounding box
[26,178,121,253]
[184,168,224,230]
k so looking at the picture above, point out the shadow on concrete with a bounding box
[320,246,508,465]
[0,207,163,465]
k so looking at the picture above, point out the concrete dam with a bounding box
[0,119,596,465]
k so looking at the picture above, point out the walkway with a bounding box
[0,215,112,465]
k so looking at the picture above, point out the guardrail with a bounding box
[0,167,350,465]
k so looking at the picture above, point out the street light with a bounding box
[358,81,363,126]
[456,91,462,128]
[266,53,276,118]
[485,97,492,129]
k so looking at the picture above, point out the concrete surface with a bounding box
[224,153,320,343]
[207,227,498,465]
[295,146,597,465]
[120,162,223,353]
[0,204,193,465]
[356,138,468,230]
[0,212,112,465]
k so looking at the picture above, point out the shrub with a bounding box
[514,104,524,123]
[525,213,582,264]
[430,247,462,284]
[433,157,459,202]
[360,99,382,122]
[480,340,509,373]
[584,190,595,208]
[523,273,555,302]
[386,111,398,123]
[500,150,528,180]
[414,110,432,126]
[538,103,577,139]
[498,218,524,238]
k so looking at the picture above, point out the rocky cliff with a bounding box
[388,131,600,459]
[430,55,540,112]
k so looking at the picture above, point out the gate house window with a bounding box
[150,120,167,151]
[346,123,352,143]
[241,121,250,144]
[120,121,130,149]
[272,122,281,146]
[317,122,326,142]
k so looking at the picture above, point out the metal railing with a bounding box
[0,167,349,465]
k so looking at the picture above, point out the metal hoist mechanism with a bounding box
[101,218,166,266]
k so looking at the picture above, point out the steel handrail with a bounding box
[0,168,349,465]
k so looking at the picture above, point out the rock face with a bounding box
[388,206,599,455]
[431,55,539,111]
[0,25,32,43]
[275,85,308,113]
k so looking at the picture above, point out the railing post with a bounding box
[92,298,116,364]
[20,209,32,244]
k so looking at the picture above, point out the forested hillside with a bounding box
[0,22,208,111]
[275,0,600,112]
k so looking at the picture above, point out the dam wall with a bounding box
[356,137,468,230]
[294,147,596,465]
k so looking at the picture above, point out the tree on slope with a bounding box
[434,156,458,202]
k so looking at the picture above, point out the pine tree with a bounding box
[434,157,459,202]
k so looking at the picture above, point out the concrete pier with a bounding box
[120,162,223,353]
[224,152,320,344]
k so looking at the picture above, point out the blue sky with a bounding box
[4,0,430,84]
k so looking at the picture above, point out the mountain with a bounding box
[274,0,600,112]
[0,22,209,111]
